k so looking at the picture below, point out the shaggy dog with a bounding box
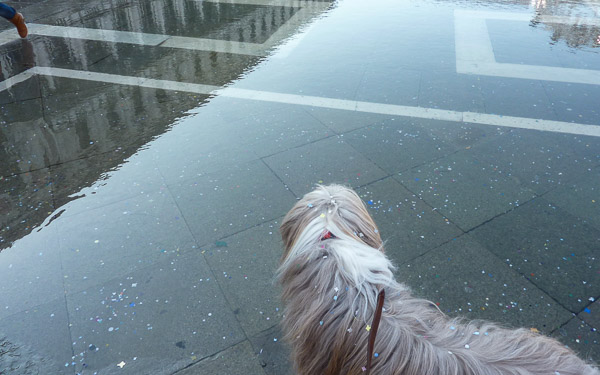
[277,184,599,375]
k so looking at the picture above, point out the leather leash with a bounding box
[365,289,385,375]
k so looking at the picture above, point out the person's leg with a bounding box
[0,3,27,38]
[0,3,17,20]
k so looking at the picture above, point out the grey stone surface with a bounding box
[478,76,557,121]
[203,219,284,337]
[263,136,388,197]
[89,43,260,86]
[468,128,598,195]
[0,224,63,321]
[578,300,600,331]
[66,251,245,374]
[344,117,457,174]
[233,58,367,101]
[469,197,600,313]
[0,334,59,375]
[168,160,296,245]
[397,151,537,231]
[0,98,44,134]
[56,188,198,295]
[542,81,600,125]
[544,166,600,231]
[2,0,600,372]
[0,297,72,374]
[357,177,463,265]
[401,235,572,334]
[303,107,396,134]
[552,318,600,364]
[355,66,421,106]
[229,105,331,158]
[50,152,168,215]
[418,72,485,113]
[248,325,292,375]
[0,74,41,105]
[0,167,53,249]
[176,340,266,375]
[148,111,261,182]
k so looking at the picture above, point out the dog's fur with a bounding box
[277,184,599,375]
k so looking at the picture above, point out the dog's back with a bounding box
[278,184,599,375]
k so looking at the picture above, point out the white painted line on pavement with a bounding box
[0,70,36,92]
[27,24,169,46]
[203,0,327,8]
[454,9,600,85]
[4,67,599,138]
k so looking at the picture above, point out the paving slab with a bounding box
[421,119,505,150]
[0,297,73,375]
[203,219,284,338]
[187,96,297,125]
[544,166,600,231]
[542,81,600,125]
[38,76,204,132]
[396,151,537,231]
[232,57,368,101]
[50,149,168,215]
[418,72,485,113]
[0,97,44,133]
[0,116,58,175]
[468,128,598,195]
[0,73,41,105]
[0,39,35,79]
[248,325,292,375]
[0,223,63,320]
[303,106,396,134]
[66,251,245,374]
[469,197,600,313]
[88,43,260,86]
[0,168,53,250]
[479,76,557,121]
[263,136,388,197]
[56,188,198,295]
[355,66,420,106]
[401,235,572,334]
[579,300,600,331]
[552,318,600,364]
[228,104,332,159]
[356,177,463,266]
[344,117,457,175]
[176,340,265,375]
[37,73,120,101]
[168,160,296,245]
[148,111,261,182]
[0,334,59,375]
[29,35,111,71]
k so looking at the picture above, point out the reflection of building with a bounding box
[0,0,333,251]
[530,0,600,48]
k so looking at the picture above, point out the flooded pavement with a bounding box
[0,0,599,373]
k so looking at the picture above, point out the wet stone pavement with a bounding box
[0,0,599,373]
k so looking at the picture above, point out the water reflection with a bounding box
[0,0,334,251]
[530,0,600,48]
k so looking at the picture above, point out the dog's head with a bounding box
[279,184,383,262]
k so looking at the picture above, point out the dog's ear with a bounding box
[280,201,313,258]
[280,185,383,260]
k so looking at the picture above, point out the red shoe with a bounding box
[9,13,28,38]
